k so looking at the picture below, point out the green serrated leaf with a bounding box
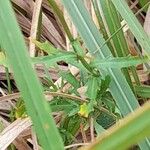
[62,0,139,116]
[0,1,64,149]
[32,40,59,55]
[50,99,78,114]
[92,56,149,68]
[72,39,84,56]
[32,51,77,66]
[86,76,98,100]
[59,71,80,90]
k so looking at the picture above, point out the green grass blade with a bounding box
[0,1,64,149]
[111,0,150,57]
[97,0,127,57]
[86,76,98,100]
[81,102,150,150]
[62,1,150,148]
[97,0,140,87]
[92,0,115,55]
[135,85,150,98]
[47,0,73,42]
[59,71,80,90]
[139,0,149,12]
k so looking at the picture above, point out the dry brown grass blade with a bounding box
[0,65,68,80]
[13,138,33,150]
[0,117,32,150]
[0,91,87,103]
[31,129,39,150]
[12,0,65,49]
[29,0,43,57]
[0,118,32,150]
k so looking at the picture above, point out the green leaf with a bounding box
[92,56,149,68]
[92,0,115,55]
[97,0,127,57]
[100,75,111,94]
[135,85,150,98]
[72,39,84,56]
[32,40,59,55]
[14,98,27,118]
[60,116,81,144]
[0,1,64,149]
[32,51,77,67]
[32,50,85,70]
[59,71,80,90]
[86,76,98,100]
[65,116,81,138]
[47,0,74,42]
[102,97,116,113]
[49,98,79,114]
[96,111,116,129]
[139,0,149,12]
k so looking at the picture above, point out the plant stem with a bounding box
[47,0,74,42]
[5,67,12,94]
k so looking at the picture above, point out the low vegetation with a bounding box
[0,0,150,150]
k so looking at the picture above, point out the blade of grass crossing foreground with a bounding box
[0,1,64,150]
[62,0,150,149]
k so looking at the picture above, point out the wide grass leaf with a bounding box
[0,1,64,149]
